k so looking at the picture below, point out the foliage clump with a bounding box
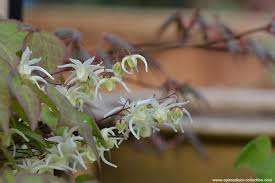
[0,20,192,182]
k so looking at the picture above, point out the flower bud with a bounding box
[116,121,127,133]
[113,62,123,75]
[139,125,152,138]
[126,57,137,70]
[103,78,116,91]
[167,108,183,122]
[153,109,167,124]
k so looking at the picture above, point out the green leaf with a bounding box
[46,85,106,146]
[0,21,28,67]
[21,176,43,183]
[26,31,66,73]
[8,72,41,130]
[256,154,275,180]
[10,99,28,122]
[12,122,48,151]
[75,173,96,183]
[0,68,11,132]
[13,173,66,183]
[80,112,106,147]
[235,136,272,171]
[45,84,79,126]
[23,79,58,114]
[40,105,58,129]
[2,170,15,183]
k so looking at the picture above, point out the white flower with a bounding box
[96,145,117,168]
[56,85,92,111]
[46,127,83,158]
[39,127,88,172]
[107,97,192,140]
[35,153,76,173]
[95,77,130,99]
[101,127,123,149]
[92,127,124,168]
[58,57,104,85]
[151,98,192,132]
[121,54,148,74]
[121,98,155,139]
[17,47,54,88]
[17,158,45,173]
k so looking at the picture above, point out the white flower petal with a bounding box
[129,119,140,140]
[28,58,42,65]
[30,76,48,85]
[58,64,78,69]
[181,107,193,124]
[29,66,54,80]
[99,149,117,168]
[134,54,148,72]
[21,47,32,65]
[104,106,124,118]
[47,136,64,143]
[121,56,134,74]
[83,57,95,65]
[69,58,82,65]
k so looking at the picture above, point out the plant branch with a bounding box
[135,23,270,52]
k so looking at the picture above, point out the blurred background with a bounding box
[4,0,275,182]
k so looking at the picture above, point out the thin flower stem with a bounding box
[134,24,269,52]
[43,68,71,79]
[97,107,129,123]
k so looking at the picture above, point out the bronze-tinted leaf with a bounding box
[12,121,48,151]
[46,85,106,146]
[0,21,28,67]
[23,79,58,114]
[26,31,66,73]
[45,84,79,126]
[40,105,58,129]
[8,72,40,130]
[0,59,12,132]
[0,71,11,132]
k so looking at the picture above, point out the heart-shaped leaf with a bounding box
[46,85,106,146]
[0,21,28,67]
[26,31,66,73]
[0,59,12,132]
[8,72,41,130]
[12,122,48,151]
[40,104,58,129]
[235,136,272,171]
[23,79,58,115]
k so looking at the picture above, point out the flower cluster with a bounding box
[15,47,192,175]
[17,47,54,89]
[17,125,123,172]
[106,97,192,140]
[18,127,96,173]
[56,54,148,110]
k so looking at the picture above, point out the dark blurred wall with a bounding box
[35,0,191,7]
[34,0,275,10]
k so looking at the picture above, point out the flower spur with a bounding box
[44,127,88,172]
[95,76,130,99]
[121,54,148,74]
[17,47,54,88]
[46,126,84,158]
[56,85,93,111]
[104,97,192,140]
[58,57,104,85]
[90,127,124,168]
